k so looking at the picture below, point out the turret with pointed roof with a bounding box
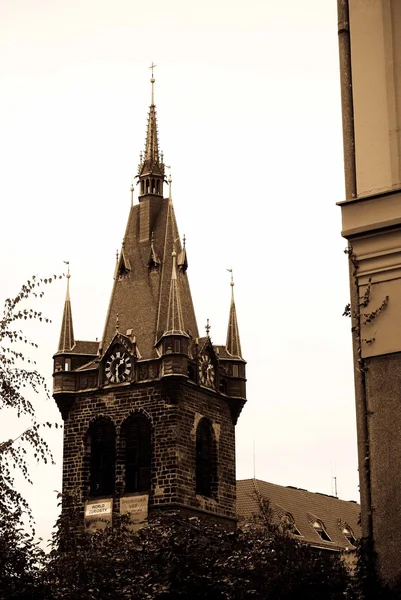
[226,273,242,358]
[164,248,187,337]
[58,270,74,353]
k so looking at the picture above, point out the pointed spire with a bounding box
[137,64,165,196]
[226,270,242,358]
[58,263,75,353]
[177,234,188,272]
[164,248,187,336]
[144,104,160,166]
[114,241,132,280]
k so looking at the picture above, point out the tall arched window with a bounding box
[123,414,151,493]
[196,418,216,497]
[89,419,116,497]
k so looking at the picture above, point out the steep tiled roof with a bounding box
[101,199,198,359]
[237,479,360,551]
[72,340,99,355]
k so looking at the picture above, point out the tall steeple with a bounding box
[137,63,165,198]
[226,270,242,358]
[58,265,75,353]
[100,82,198,358]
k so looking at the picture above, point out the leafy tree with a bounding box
[42,494,353,600]
[0,275,62,516]
[0,275,62,598]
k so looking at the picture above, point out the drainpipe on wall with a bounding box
[337,0,373,543]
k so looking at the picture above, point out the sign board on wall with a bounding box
[84,499,113,531]
[120,494,149,523]
[85,499,113,517]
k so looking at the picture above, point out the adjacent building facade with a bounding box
[53,76,246,527]
[338,0,401,587]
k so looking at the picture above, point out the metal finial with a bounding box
[116,313,120,331]
[227,267,234,287]
[130,182,134,206]
[63,260,70,278]
[205,318,211,336]
[161,150,164,163]
[116,250,119,262]
[166,165,172,200]
[149,61,157,105]
[183,234,186,249]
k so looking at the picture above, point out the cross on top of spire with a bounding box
[149,61,157,75]
[64,260,70,279]
[149,62,157,105]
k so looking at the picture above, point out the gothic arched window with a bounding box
[123,414,152,493]
[196,418,216,497]
[89,419,116,497]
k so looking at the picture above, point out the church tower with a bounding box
[52,72,246,526]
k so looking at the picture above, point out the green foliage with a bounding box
[0,276,62,598]
[0,506,47,600]
[40,494,352,600]
[0,275,62,520]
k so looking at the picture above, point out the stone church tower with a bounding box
[53,75,246,526]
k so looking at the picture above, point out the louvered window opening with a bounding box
[125,416,151,493]
[90,420,116,497]
[196,419,214,497]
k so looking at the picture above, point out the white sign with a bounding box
[120,494,149,523]
[85,499,113,517]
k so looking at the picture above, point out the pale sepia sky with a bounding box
[0,0,357,543]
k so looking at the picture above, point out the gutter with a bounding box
[337,0,373,543]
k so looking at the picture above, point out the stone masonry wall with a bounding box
[62,377,236,521]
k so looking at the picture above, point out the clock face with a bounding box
[198,354,215,388]
[105,350,132,383]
